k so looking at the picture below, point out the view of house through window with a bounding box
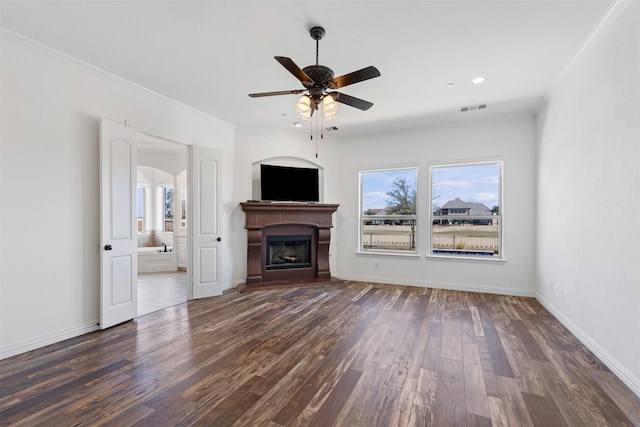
[430,162,502,258]
[360,168,418,253]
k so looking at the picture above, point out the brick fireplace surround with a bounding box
[240,202,340,291]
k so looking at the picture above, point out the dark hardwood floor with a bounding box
[1,281,639,426]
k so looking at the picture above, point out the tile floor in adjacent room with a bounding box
[137,271,187,317]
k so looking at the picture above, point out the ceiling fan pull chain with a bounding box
[315,114,320,157]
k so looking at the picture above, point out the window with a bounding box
[136,184,146,233]
[430,162,502,258]
[180,184,187,228]
[360,167,418,253]
[159,184,174,232]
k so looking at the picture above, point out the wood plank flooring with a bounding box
[2,281,639,426]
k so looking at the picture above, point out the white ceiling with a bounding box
[1,0,614,137]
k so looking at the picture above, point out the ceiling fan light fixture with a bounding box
[295,95,312,113]
[322,94,338,113]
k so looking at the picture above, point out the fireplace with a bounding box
[266,235,311,270]
[240,202,339,290]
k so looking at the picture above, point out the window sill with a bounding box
[426,254,507,263]
[357,250,420,258]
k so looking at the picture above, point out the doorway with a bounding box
[136,135,188,316]
[100,118,223,329]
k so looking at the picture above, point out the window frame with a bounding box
[429,160,503,260]
[359,166,419,255]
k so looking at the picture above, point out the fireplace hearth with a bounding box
[240,202,339,290]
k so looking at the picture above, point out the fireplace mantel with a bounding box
[240,202,339,290]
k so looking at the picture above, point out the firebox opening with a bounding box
[266,235,312,270]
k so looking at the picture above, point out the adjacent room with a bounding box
[1,0,638,425]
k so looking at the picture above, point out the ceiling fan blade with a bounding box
[275,56,314,87]
[249,90,305,98]
[329,66,380,89]
[331,92,374,111]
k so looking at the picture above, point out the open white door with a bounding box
[100,119,138,329]
[190,146,223,298]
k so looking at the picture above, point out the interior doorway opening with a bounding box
[100,118,222,329]
[136,134,188,316]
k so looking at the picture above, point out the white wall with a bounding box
[334,113,537,296]
[536,2,640,395]
[231,128,340,286]
[138,145,187,177]
[0,33,235,358]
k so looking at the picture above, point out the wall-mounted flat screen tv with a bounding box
[260,164,319,202]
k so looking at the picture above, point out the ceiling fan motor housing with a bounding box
[303,65,335,106]
[303,65,334,86]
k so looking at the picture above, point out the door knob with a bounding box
[217,237,222,242]
[104,244,113,251]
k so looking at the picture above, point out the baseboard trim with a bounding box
[0,320,99,360]
[336,274,535,297]
[536,293,640,399]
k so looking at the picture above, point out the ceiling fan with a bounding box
[248,26,380,120]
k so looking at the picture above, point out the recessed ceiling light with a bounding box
[470,76,486,85]
[293,122,303,127]
[446,83,455,88]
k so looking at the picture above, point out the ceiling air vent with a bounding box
[460,103,487,112]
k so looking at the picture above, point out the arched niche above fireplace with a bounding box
[251,156,325,202]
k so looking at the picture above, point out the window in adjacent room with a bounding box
[159,184,174,232]
[136,184,146,233]
[180,184,187,228]
[430,161,502,258]
[360,167,418,253]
